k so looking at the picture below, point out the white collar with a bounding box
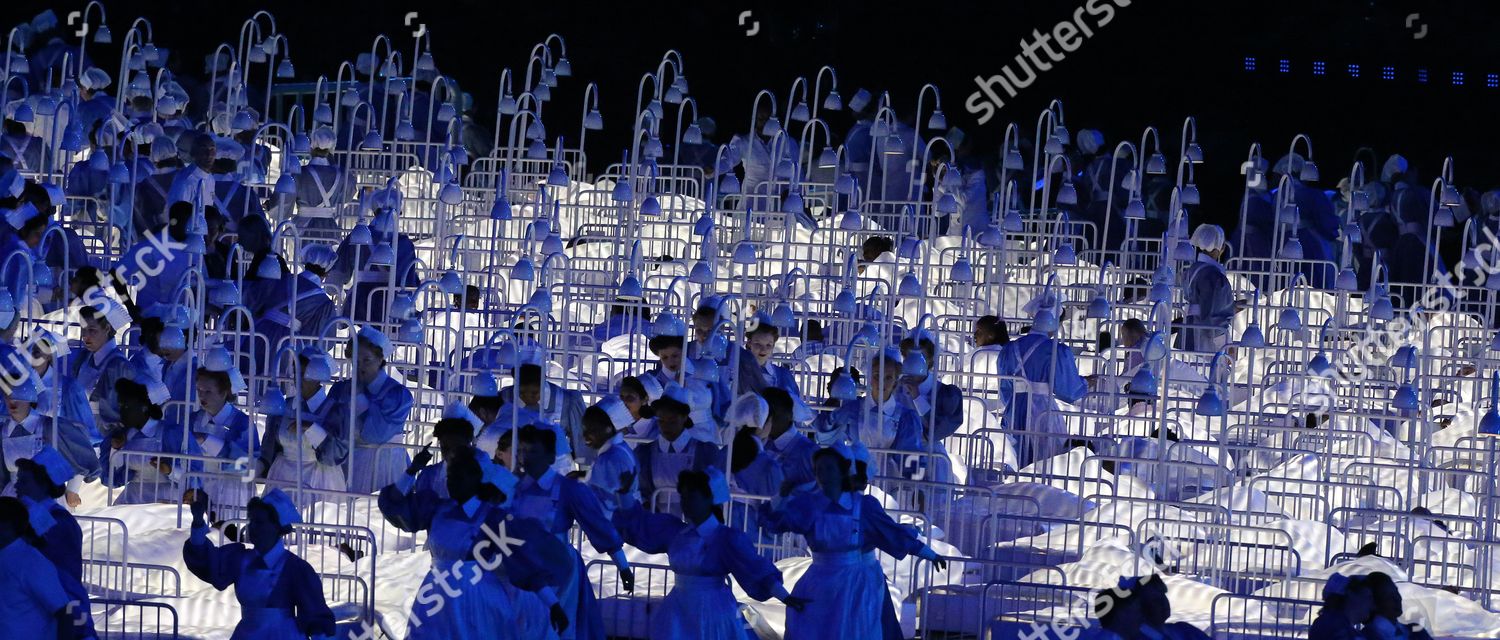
[7,412,42,435]
[598,432,626,455]
[300,271,324,288]
[309,157,331,166]
[361,370,391,392]
[461,496,483,518]
[657,432,689,453]
[137,419,162,438]
[211,402,236,426]
[91,340,118,365]
[835,492,855,510]
[876,394,902,415]
[305,387,328,413]
[692,515,722,537]
[524,468,558,491]
[918,372,936,396]
[770,426,802,450]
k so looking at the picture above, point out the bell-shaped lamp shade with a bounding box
[693,212,714,236]
[1335,268,1358,292]
[528,287,553,313]
[1124,198,1146,219]
[369,242,396,266]
[541,234,564,256]
[927,110,947,130]
[1393,383,1419,411]
[789,102,810,122]
[898,272,924,297]
[12,103,33,123]
[1481,373,1500,434]
[935,193,959,215]
[1002,210,1025,232]
[834,288,857,314]
[1435,206,1456,228]
[439,182,464,205]
[274,173,298,195]
[555,57,573,77]
[1054,243,1078,265]
[395,120,417,141]
[950,258,974,284]
[547,163,570,187]
[839,210,863,231]
[1087,293,1111,320]
[732,241,757,265]
[360,130,383,151]
[1369,296,1394,321]
[784,191,805,215]
[1172,239,1196,261]
[1308,352,1332,377]
[397,317,424,343]
[1390,345,1418,370]
[499,95,518,115]
[1044,136,1064,155]
[1149,282,1172,303]
[1180,183,1201,205]
[1129,366,1159,397]
[1300,160,1319,182]
[772,303,797,330]
[683,123,702,145]
[1279,237,1304,260]
[1277,307,1302,332]
[823,90,842,111]
[761,116,782,137]
[831,371,859,402]
[818,148,838,168]
[61,123,87,152]
[1143,331,1169,361]
[1003,149,1025,170]
[277,59,295,78]
[689,261,715,285]
[1195,385,1225,416]
[390,293,417,319]
[511,256,536,282]
[109,162,132,185]
[533,82,552,102]
[978,225,1005,247]
[581,109,604,131]
[313,103,334,124]
[640,195,662,216]
[440,271,464,295]
[834,172,856,195]
[1057,182,1078,205]
[1238,322,1266,348]
[349,221,374,246]
[618,275,643,300]
[1146,153,1167,174]
[489,194,513,220]
[612,180,633,203]
[184,233,207,255]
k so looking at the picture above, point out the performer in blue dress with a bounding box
[760,443,945,640]
[379,447,573,639]
[510,425,634,640]
[611,466,807,639]
[182,488,338,640]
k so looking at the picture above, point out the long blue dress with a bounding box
[182,531,337,640]
[101,418,191,504]
[379,487,573,640]
[1001,332,1088,465]
[613,495,789,639]
[324,371,413,494]
[510,469,628,640]
[26,497,96,639]
[760,491,929,640]
[70,340,130,430]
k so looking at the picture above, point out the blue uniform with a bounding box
[584,433,638,519]
[500,383,587,466]
[260,389,349,489]
[69,341,130,429]
[0,134,42,172]
[1183,254,1235,351]
[510,469,628,640]
[101,418,191,504]
[34,368,105,482]
[115,234,194,311]
[762,427,819,490]
[0,411,101,495]
[633,435,725,511]
[1002,333,1088,465]
[760,491,929,640]
[26,497,96,639]
[182,530,338,640]
[325,371,414,494]
[253,272,337,371]
[378,488,572,640]
[612,496,789,639]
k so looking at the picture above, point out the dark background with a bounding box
[7,0,1500,228]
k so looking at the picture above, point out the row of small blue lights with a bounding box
[1245,57,1496,87]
